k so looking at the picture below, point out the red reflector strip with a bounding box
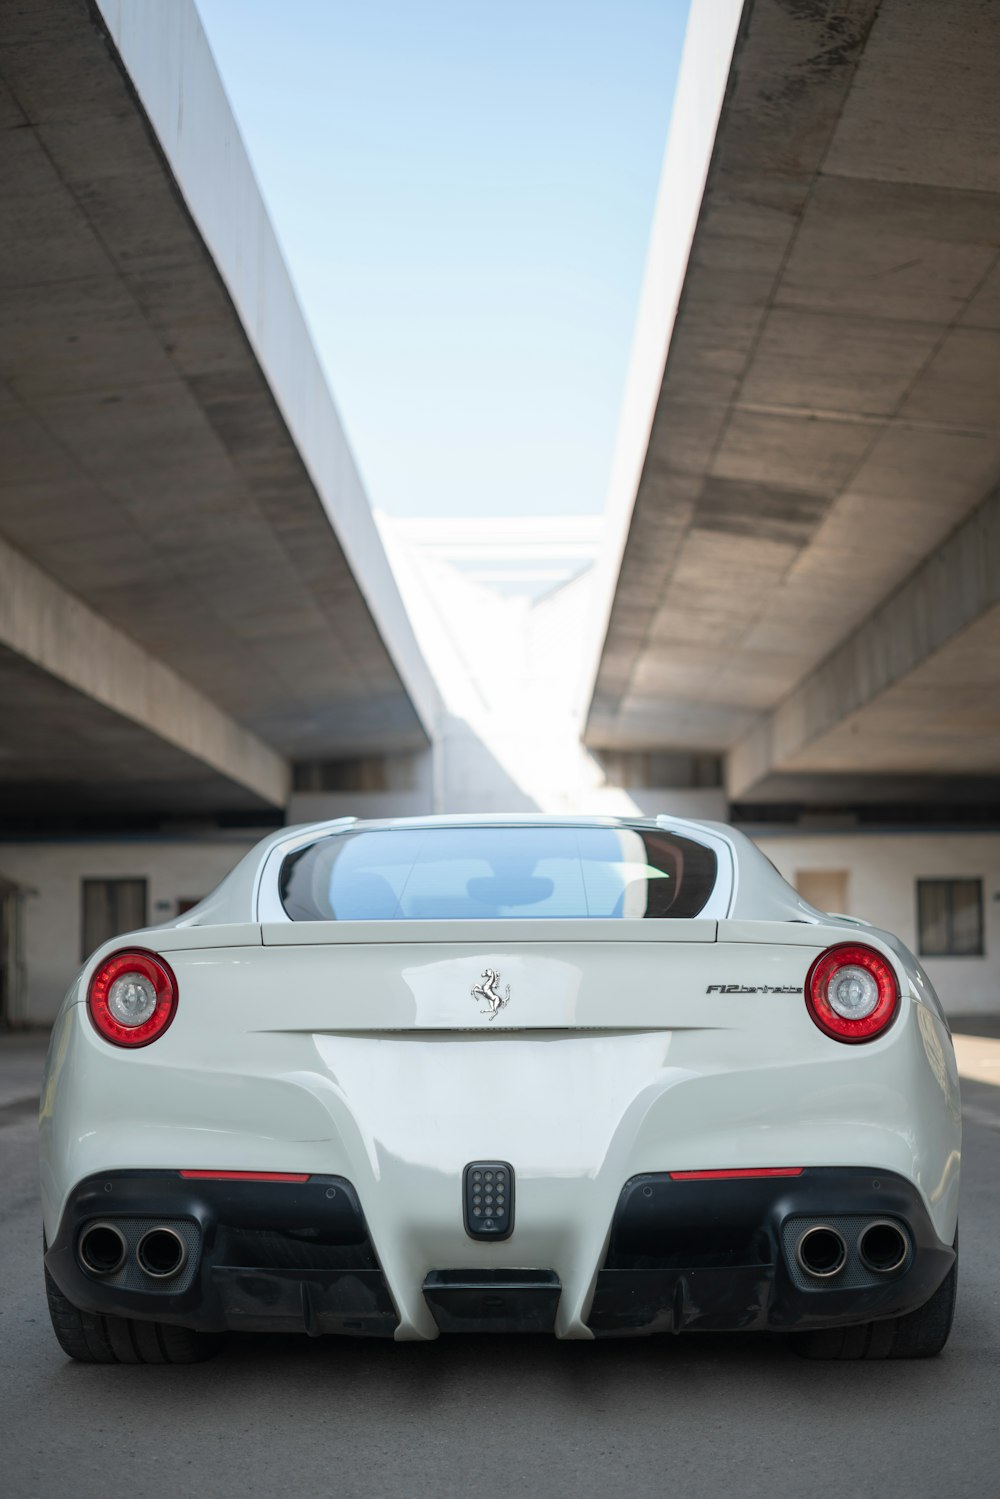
[178,1171,310,1182]
[668,1168,804,1181]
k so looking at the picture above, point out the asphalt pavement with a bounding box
[1,1025,998,1499]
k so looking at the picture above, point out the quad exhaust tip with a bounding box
[78,1221,127,1278]
[858,1219,909,1275]
[136,1225,188,1280]
[796,1224,848,1279]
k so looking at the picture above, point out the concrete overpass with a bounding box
[586,0,1000,814]
[0,0,437,823]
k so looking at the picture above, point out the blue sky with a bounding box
[195,0,690,518]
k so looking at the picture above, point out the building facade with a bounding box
[3,824,997,1026]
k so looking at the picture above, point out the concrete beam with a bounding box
[94,0,440,745]
[727,483,1000,799]
[584,0,1000,780]
[1,0,439,789]
[0,534,290,808]
[581,0,744,723]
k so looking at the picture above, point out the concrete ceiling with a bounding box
[0,0,432,817]
[587,0,1000,805]
[0,645,274,816]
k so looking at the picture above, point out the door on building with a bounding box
[795,869,850,915]
[0,875,27,1028]
[81,878,148,960]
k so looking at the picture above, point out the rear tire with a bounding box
[44,1266,224,1365]
[790,1245,958,1361]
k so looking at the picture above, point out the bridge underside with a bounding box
[0,648,275,816]
[1,0,430,823]
[587,0,1000,812]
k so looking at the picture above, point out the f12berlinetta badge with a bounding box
[706,983,803,993]
[472,969,511,1020]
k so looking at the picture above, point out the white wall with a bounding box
[756,830,1000,1016]
[0,839,257,1025]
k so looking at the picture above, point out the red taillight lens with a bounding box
[178,1171,310,1182]
[669,1168,804,1181]
[87,949,178,1048]
[805,942,898,1044]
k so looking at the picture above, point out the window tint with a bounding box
[916,878,983,957]
[279,826,718,922]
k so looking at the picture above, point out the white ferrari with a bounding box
[40,815,960,1363]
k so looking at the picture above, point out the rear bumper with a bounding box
[588,1167,954,1335]
[46,1167,955,1339]
[46,1172,399,1337]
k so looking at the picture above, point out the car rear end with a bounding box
[40,830,960,1347]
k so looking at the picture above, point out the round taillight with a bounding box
[805,942,899,1043]
[87,949,178,1048]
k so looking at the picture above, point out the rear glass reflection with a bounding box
[279,825,718,921]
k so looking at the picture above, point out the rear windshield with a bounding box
[278,825,718,921]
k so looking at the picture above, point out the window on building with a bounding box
[0,874,28,1027]
[795,870,850,914]
[81,878,148,960]
[293,757,392,791]
[595,750,722,789]
[916,879,983,957]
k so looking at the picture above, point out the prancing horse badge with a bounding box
[471,969,510,1021]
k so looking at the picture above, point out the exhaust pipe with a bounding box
[136,1226,187,1280]
[796,1224,847,1279]
[78,1221,127,1277]
[859,1219,909,1275]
